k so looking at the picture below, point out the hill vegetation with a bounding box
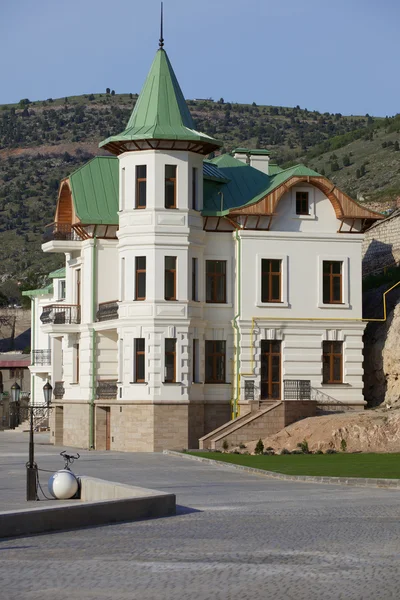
[0,91,399,302]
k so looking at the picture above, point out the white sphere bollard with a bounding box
[48,470,79,500]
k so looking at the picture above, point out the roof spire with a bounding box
[159,2,164,49]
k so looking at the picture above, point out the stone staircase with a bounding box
[199,402,284,451]
[199,400,317,451]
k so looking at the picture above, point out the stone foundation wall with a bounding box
[204,403,231,435]
[362,210,400,275]
[62,403,89,449]
[188,404,205,449]
[154,404,189,452]
[284,401,317,425]
[107,404,155,452]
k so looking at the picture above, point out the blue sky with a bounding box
[1,0,399,116]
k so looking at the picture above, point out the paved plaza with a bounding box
[1,431,400,599]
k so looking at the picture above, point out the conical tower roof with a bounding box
[100,49,222,155]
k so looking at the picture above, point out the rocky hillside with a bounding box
[0,92,399,290]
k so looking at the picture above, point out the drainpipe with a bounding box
[89,231,97,449]
[232,229,242,419]
[30,296,35,407]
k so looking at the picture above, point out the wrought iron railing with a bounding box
[53,381,65,400]
[40,304,81,325]
[32,349,51,366]
[284,380,311,400]
[97,301,119,322]
[96,379,118,399]
[44,223,82,242]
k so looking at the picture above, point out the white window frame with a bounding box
[291,185,316,220]
[317,255,349,309]
[256,254,289,308]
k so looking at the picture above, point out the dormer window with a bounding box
[165,165,177,209]
[296,191,309,215]
[136,165,147,209]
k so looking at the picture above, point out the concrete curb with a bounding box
[0,476,176,539]
[163,450,400,489]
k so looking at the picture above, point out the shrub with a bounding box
[222,439,229,452]
[325,448,337,454]
[297,439,310,454]
[254,438,264,455]
[280,448,291,455]
[291,449,303,455]
[239,443,247,449]
[315,449,324,455]
[340,439,347,452]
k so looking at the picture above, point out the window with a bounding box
[193,339,199,383]
[322,341,343,384]
[135,165,147,209]
[165,165,177,208]
[164,257,177,300]
[135,257,146,300]
[192,167,198,210]
[323,261,342,304]
[192,258,198,301]
[134,339,145,382]
[59,280,66,300]
[206,260,226,303]
[165,338,176,383]
[261,259,281,303]
[9,368,23,379]
[296,191,309,215]
[261,340,281,400]
[205,341,226,383]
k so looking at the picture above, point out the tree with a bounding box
[331,161,340,172]
[111,90,115,96]
[88,94,95,101]
[343,154,351,167]
[106,88,110,94]
[356,168,361,179]
[218,97,224,104]
[254,439,264,455]
[395,141,400,151]
[252,101,257,107]
[360,164,366,176]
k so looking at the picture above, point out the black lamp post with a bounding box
[26,381,53,501]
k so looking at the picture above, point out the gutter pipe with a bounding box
[89,231,97,449]
[232,228,241,419]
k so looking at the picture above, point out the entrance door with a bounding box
[261,340,281,400]
[105,407,111,451]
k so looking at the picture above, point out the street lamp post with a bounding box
[20,381,53,501]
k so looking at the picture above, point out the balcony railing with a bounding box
[32,349,51,366]
[96,379,118,400]
[54,381,65,400]
[283,380,311,400]
[40,304,81,325]
[97,301,119,322]
[44,223,82,242]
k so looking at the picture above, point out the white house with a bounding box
[31,43,383,451]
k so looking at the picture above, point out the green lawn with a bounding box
[188,452,400,479]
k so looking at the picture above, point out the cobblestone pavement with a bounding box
[1,431,400,599]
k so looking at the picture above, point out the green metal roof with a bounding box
[22,283,53,298]
[268,163,284,175]
[100,49,221,152]
[69,157,119,225]
[48,267,66,279]
[202,160,322,216]
[234,148,271,155]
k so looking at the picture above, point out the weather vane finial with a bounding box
[159,2,164,48]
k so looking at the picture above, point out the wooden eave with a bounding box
[229,176,384,222]
[102,138,218,156]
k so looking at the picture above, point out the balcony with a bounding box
[32,349,51,366]
[54,381,65,400]
[40,304,81,325]
[97,301,119,322]
[44,223,82,242]
[96,379,118,400]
